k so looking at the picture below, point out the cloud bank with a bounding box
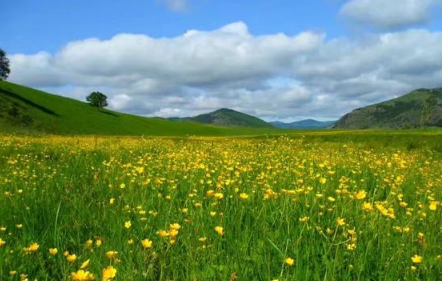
[8,22,442,121]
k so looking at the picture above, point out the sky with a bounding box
[2,0,442,122]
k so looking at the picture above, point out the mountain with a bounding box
[169,108,274,128]
[271,119,336,129]
[334,88,442,129]
[0,81,278,136]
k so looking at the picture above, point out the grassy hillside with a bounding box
[334,88,442,129]
[170,108,273,128]
[0,81,280,136]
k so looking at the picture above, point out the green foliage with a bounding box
[0,48,10,81]
[86,92,108,108]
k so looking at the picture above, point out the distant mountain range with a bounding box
[270,119,336,129]
[334,88,442,129]
[3,80,442,134]
[169,108,273,128]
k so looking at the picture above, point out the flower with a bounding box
[0,238,6,247]
[169,223,181,230]
[169,228,179,238]
[49,248,58,255]
[411,254,423,264]
[299,216,309,223]
[362,202,373,212]
[336,217,346,226]
[102,265,117,281]
[106,251,118,260]
[215,226,224,236]
[124,221,131,229]
[239,193,249,200]
[71,270,94,281]
[141,239,153,249]
[80,259,90,269]
[23,242,39,253]
[354,190,367,200]
[67,254,77,263]
[285,257,295,266]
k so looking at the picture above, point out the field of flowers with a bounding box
[0,134,441,280]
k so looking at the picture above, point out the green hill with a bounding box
[170,108,274,128]
[0,81,279,136]
[334,88,442,129]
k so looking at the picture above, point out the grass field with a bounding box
[0,131,442,280]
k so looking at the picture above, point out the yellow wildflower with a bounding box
[80,259,90,269]
[67,254,77,263]
[141,239,153,249]
[285,257,295,266]
[102,265,117,281]
[215,226,224,236]
[354,190,367,200]
[71,270,94,281]
[23,242,39,253]
[411,254,423,264]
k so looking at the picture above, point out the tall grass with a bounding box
[0,133,441,280]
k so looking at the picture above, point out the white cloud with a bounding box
[8,23,442,121]
[340,0,437,29]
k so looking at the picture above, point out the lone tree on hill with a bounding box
[86,92,108,109]
[0,48,11,81]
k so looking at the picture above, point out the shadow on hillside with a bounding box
[0,88,60,117]
[98,110,119,117]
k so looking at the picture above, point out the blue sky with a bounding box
[4,0,442,54]
[2,0,442,121]
[1,0,343,54]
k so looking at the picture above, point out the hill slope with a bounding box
[271,119,336,129]
[0,81,278,136]
[170,108,273,128]
[334,88,442,129]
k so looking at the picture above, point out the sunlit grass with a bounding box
[0,134,441,280]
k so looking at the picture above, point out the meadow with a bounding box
[0,132,442,281]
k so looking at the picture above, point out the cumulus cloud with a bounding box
[8,22,442,121]
[340,0,438,29]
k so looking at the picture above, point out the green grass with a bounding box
[0,81,281,136]
[0,132,442,280]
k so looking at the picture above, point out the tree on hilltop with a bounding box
[0,48,10,81]
[86,92,108,109]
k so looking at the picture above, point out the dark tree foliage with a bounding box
[86,92,108,108]
[0,48,11,81]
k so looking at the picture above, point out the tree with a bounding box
[0,48,10,81]
[86,92,108,109]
